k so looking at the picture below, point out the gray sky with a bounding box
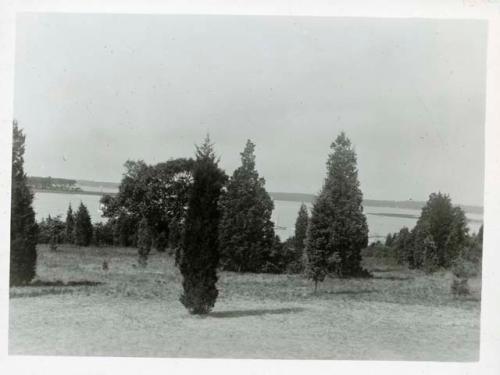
[14,14,486,206]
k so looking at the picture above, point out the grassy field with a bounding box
[9,245,481,360]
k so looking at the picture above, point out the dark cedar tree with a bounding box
[74,202,93,246]
[65,203,75,244]
[179,136,227,314]
[10,121,38,286]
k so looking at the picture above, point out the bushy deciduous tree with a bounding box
[37,215,65,245]
[92,221,114,246]
[111,212,138,247]
[169,219,183,263]
[100,158,194,258]
[10,121,38,286]
[422,235,439,273]
[411,193,468,270]
[218,140,275,272]
[306,132,369,287]
[74,202,93,246]
[179,136,227,314]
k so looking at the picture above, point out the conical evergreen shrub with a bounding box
[74,202,93,246]
[179,136,227,314]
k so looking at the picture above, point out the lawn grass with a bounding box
[8,244,481,360]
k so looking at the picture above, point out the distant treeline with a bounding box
[76,179,120,189]
[362,199,483,215]
[268,192,483,215]
[27,176,82,192]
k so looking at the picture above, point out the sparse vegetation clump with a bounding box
[38,215,65,246]
[450,225,483,297]
[393,227,412,265]
[10,121,38,286]
[451,257,473,296]
[92,221,114,246]
[48,216,64,251]
[137,217,153,267]
[179,136,227,314]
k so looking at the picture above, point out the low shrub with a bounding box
[92,221,114,246]
[450,257,475,297]
[37,215,65,245]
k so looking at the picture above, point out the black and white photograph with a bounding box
[1,1,500,373]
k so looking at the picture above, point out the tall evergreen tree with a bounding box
[294,203,309,252]
[218,140,275,272]
[65,203,75,244]
[74,202,93,246]
[306,132,369,284]
[10,121,38,286]
[179,135,227,314]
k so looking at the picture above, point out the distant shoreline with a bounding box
[32,188,118,197]
[367,212,483,223]
[32,187,483,215]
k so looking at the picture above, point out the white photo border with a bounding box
[0,1,499,375]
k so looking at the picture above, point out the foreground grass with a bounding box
[9,245,481,360]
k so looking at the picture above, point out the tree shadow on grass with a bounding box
[30,280,103,287]
[369,267,403,273]
[10,280,103,299]
[322,289,376,295]
[454,295,481,303]
[372,275,414,281]
[209,307,305,318]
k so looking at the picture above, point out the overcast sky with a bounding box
[14,14,486,206]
